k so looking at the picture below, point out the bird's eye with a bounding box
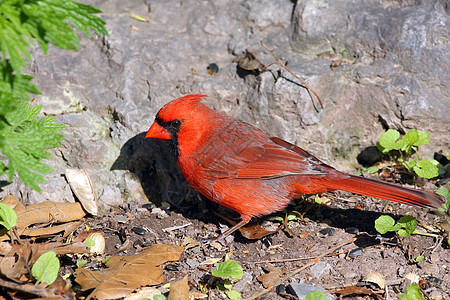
[171,120,181,129]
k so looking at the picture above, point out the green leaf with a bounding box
[0,101,66,192]
[403,159,416,171]
[32,251,60,285]
[84,237,95,250]
[397,216,418,238]
[211,260,244,280]
[225,290,242,299]
[378,129,403,153]
[375,215,396,234]
[436,187,450,213]
[413,255,424,263]
[153,296,167,300]
[0,202,17,230]
[365,166,379,174]
[76,260,88,268]
[399,283,423,300]
[305,290,328,300]
[413,159,439,179]
[403,129,429,147]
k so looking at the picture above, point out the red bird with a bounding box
[146,94,445,240]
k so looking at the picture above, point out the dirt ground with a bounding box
[78,183,449,299]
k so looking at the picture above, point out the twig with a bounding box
[260,41,324,109]
[248,237,356,299]
[0,277,55,298]
[162,223,192,232]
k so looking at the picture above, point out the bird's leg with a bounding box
[201,215,251,244]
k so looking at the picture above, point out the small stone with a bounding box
[114,215,128,224]
[348,247,364,258]
[165,263,178,271]
[345,227,359,234]
[276,284,286,295]
[186,258,199,269]
[233,272,252,292]
[319,228,335,236]
[132,227,147,235]
[207,63,219,75]
[287,283,335,300]
[142,203,155,211]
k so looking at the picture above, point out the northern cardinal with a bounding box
[146,94,445,240]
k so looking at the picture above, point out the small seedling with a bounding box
[0,203,18,242]
[376,129,440,179]
[399,283,423,300]
[212,260,244,299]
[76,260,88,268]
[375,215,436,238]
[436,186,450,213]
[84,237,95,250]
[32,251,60,285]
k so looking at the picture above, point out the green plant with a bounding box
[436,186,450,213]
[375,215,436,238]
[399,283,423,300]
[0,202,17,242]
[32,251,60,285]
[306,290,328,300]
[0,0,108,192]
[211,260,244,299]
[376,129,440,179]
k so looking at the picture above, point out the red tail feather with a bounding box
[327,175,445,209]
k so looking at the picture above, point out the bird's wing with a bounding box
[196,121,331,179]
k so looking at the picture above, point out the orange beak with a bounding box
[146,121,172,140]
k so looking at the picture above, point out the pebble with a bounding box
[319,228,335,236]
[348,247,364,258]
[165,263,178,271]
[132,227,147,235]
[345,227,359,234]
[186,258,199,269]
[142,203,155,211]
[114,215,128,224]
[233,272,252,292]
[207,63,219,75]
[287,283,335,300]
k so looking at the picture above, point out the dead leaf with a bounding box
[0,195,86,241]
[75,244,184,300]
[168,276,189,300]
[0,240,89,282]
[124,287,162,300]
[329,286,383,300]
[65,169,98,215]
[257,264,284,289]
[233,49,265,72]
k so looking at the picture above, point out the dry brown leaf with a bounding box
[75,244,184,300]
[233,49,265,72]
[0,240,89,282]
[22,221,83,237]
[0,195,86,241]
[65,169,98,216]
[257,264,284,289]
[330,286,383,300]
[124,287,162,300]
[168,275,189,300]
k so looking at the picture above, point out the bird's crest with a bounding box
[157,94,207,121]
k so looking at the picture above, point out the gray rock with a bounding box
[287,283,335,300]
